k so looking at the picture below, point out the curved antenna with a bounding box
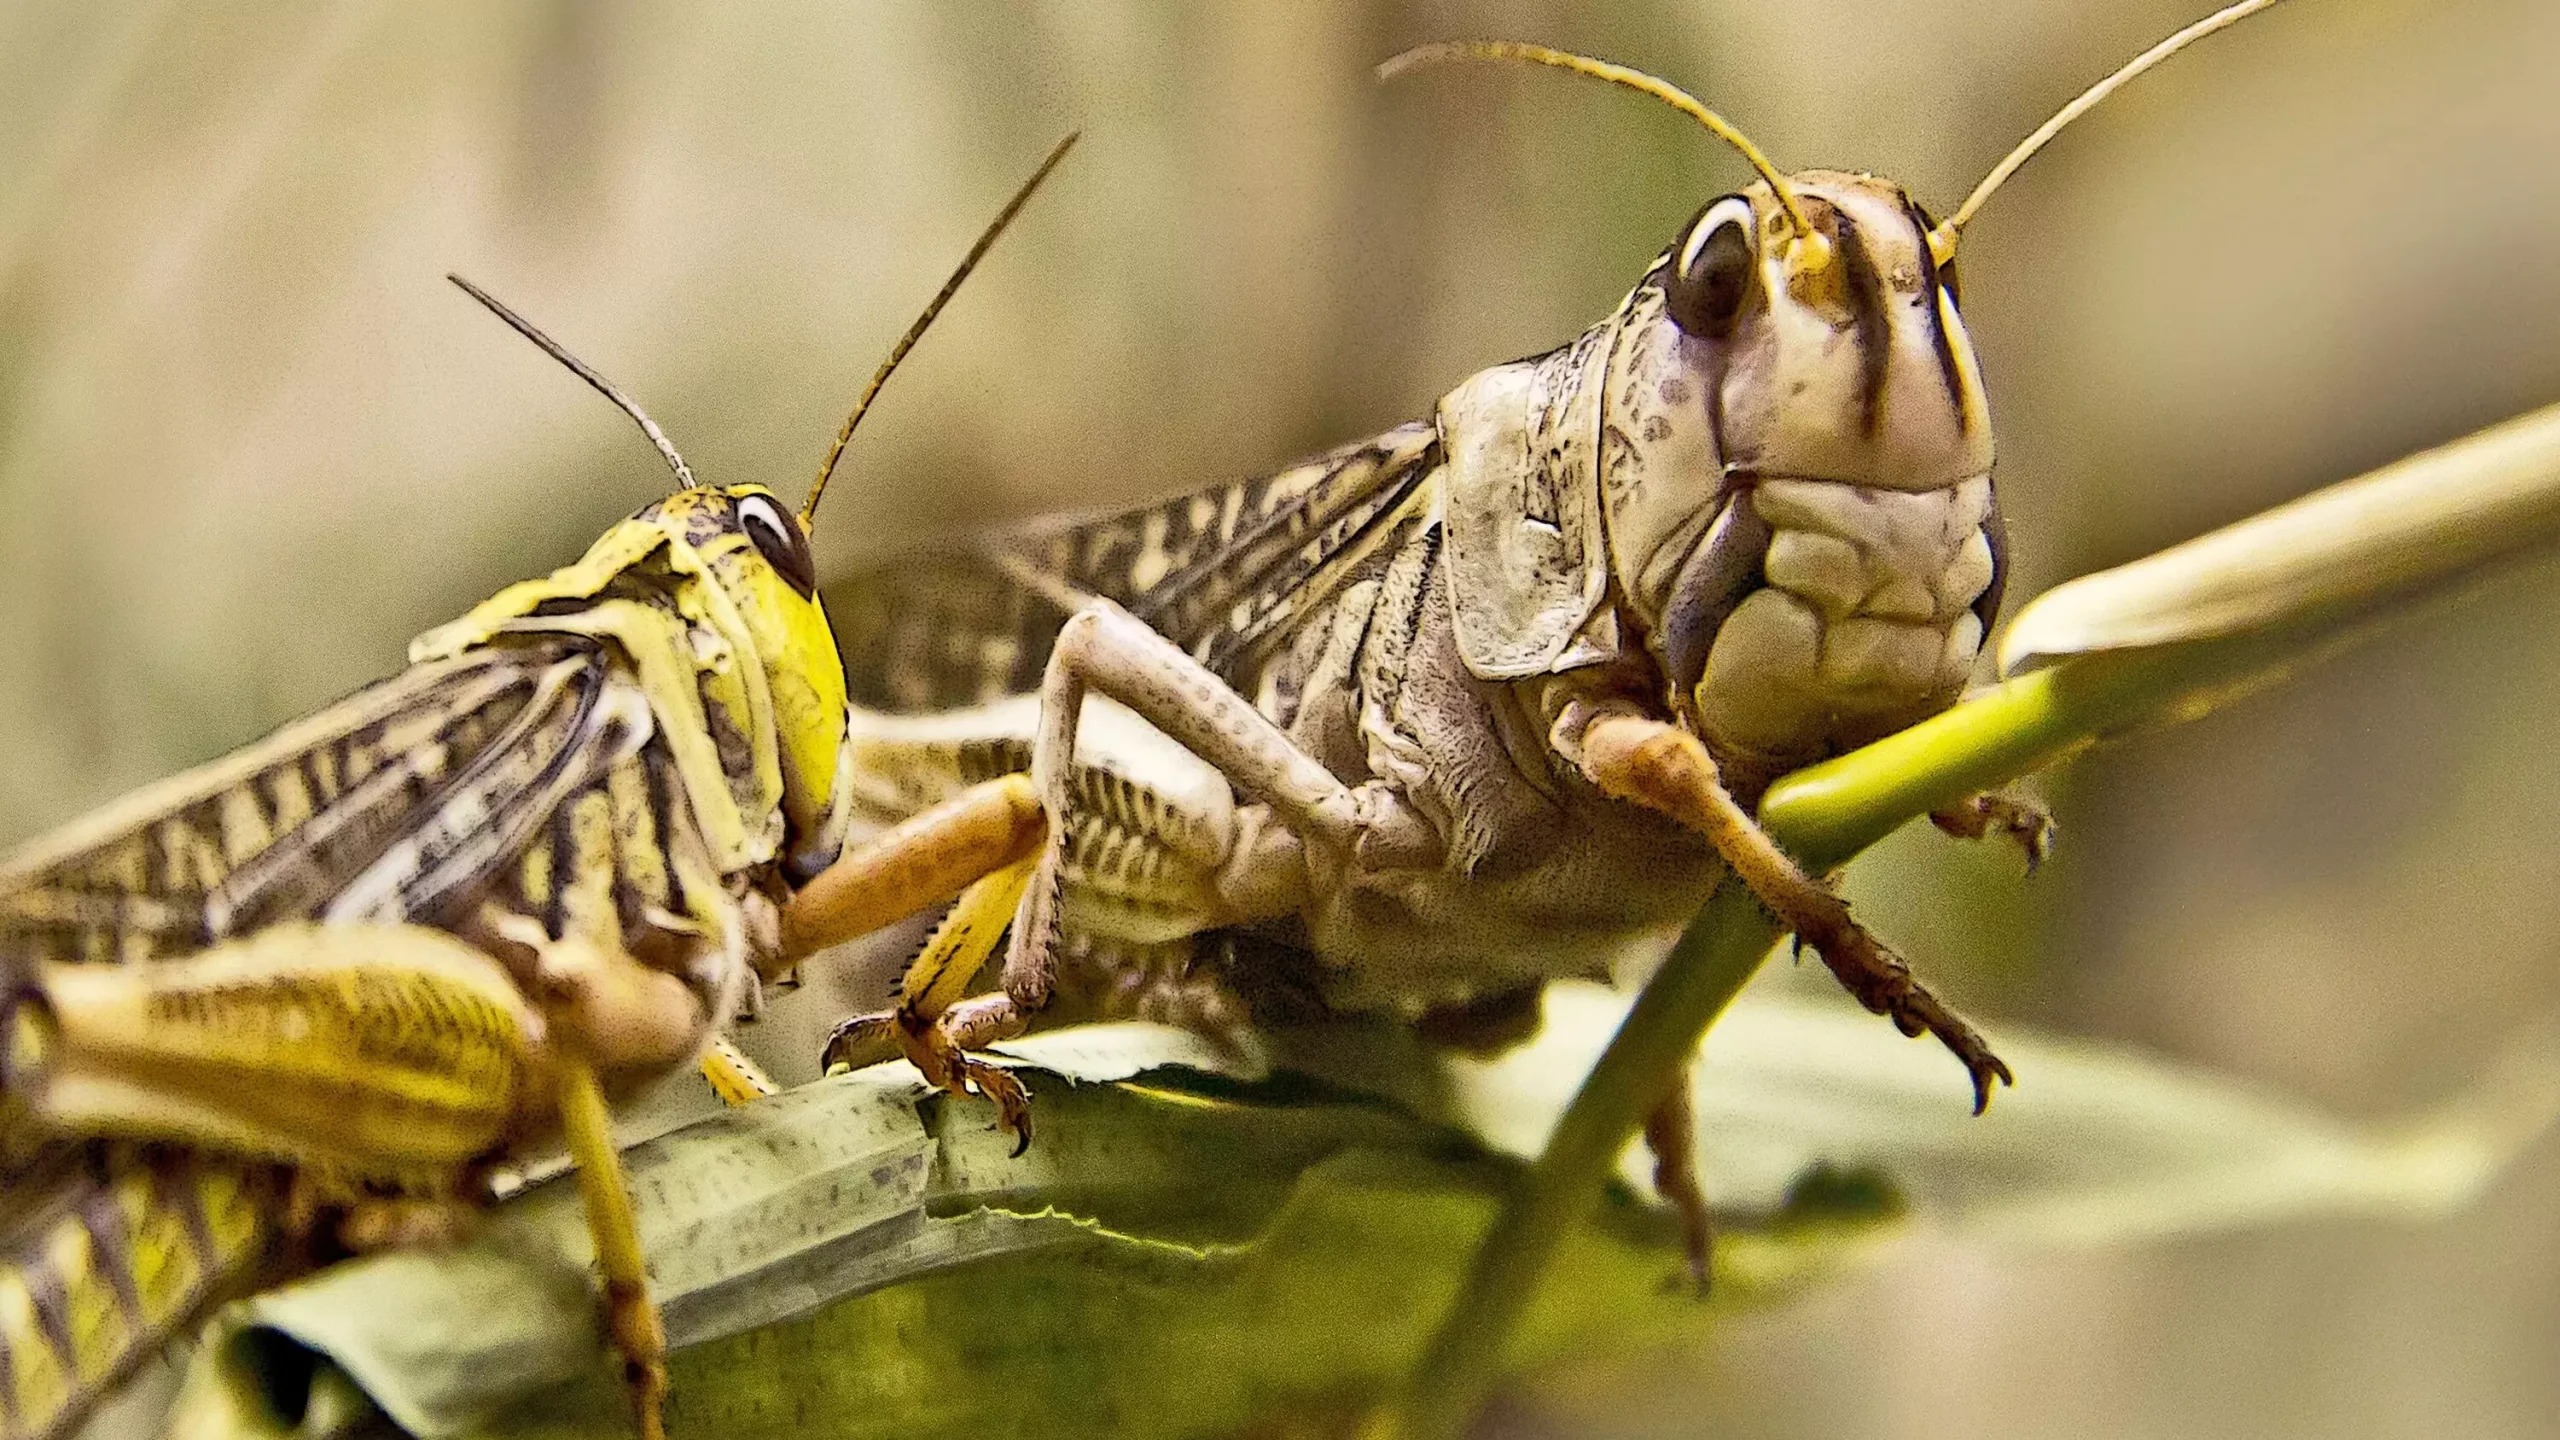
[1932,0,2294,261]
[447,273,695,490]
[802,130,1081,527]
[1378,41,1830,273]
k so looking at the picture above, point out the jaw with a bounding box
[1655,471,1998,773]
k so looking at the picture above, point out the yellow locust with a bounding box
[0,137,1075,1440]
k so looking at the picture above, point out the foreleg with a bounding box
[1558,703,2011,1112]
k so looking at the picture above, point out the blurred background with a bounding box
[5,1,2559,1435]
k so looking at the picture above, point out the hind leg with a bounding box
[821,860,1041,1147]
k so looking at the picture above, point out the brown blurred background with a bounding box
[5,1,2559,1435]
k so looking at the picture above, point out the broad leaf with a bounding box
[158,980,2560,1439]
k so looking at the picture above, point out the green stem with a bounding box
[1389,880,1776,1440]
[1383,625,2333,1440]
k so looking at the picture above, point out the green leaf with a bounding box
[158,985,2560,1440]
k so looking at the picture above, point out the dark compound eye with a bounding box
[737,491,817,598]
[1666,194,1759,337]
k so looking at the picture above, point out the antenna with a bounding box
[447,273,695,490]
[802,130,1081,526]
[1378,41,1831,274]
[1932,0,2295,261]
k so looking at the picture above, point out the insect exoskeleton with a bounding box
[0,137,1078,1440]
[805,0,2299,1282]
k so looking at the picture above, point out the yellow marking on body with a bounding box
[95,836,146,898]
[1218,482,1245,546]
[339,737,376,788]
[115,1179,202,1327]
[149,821,189,896]
[305,744,339,804]
[1937,288,1991,438]
[264,766,315,835]
[563,790,622,946]
[519,824,555,920]
[201,1166,266,1253]
[213,788,270,869]
[607,758,673,915]
[0,1265,73,1434]
[1128,510,1173,591]
[181,820,228,894]
[46,1222,132,1388]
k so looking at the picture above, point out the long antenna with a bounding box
[802,130,1081,526]
[1932,0,2295,260]
[447,273,695,489]
[1377,42,1831,274]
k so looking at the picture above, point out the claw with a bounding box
[1932,792,2057,877]
[950,1053,1034,1155]
[1797,920,2012,1116]
[831,1002,1038,1151]
[1925,1008,2012,1115]
[818,1011,901,1075]
[1966,1053,2017,1116]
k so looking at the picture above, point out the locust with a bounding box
[0,137,1078,1440]
[812,0,2296,1277]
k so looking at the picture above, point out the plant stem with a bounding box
[1387,880,1777,1440]
[1380,401,2560,1437]
[1381,626,2337,1440]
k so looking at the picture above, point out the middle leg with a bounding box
[1002,599,1360,1016]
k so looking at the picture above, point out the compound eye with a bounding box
[737,491,818,598]
[1665,195,1759,337]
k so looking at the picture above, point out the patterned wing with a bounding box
[831,423,1442,712]
[0,637,644,973]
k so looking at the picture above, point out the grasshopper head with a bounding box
[651,485,851,878]
[1603,172,1996,642]
[1392,5,2294,759]
[1590,173,2002,778]
[1681,173,1991,493]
